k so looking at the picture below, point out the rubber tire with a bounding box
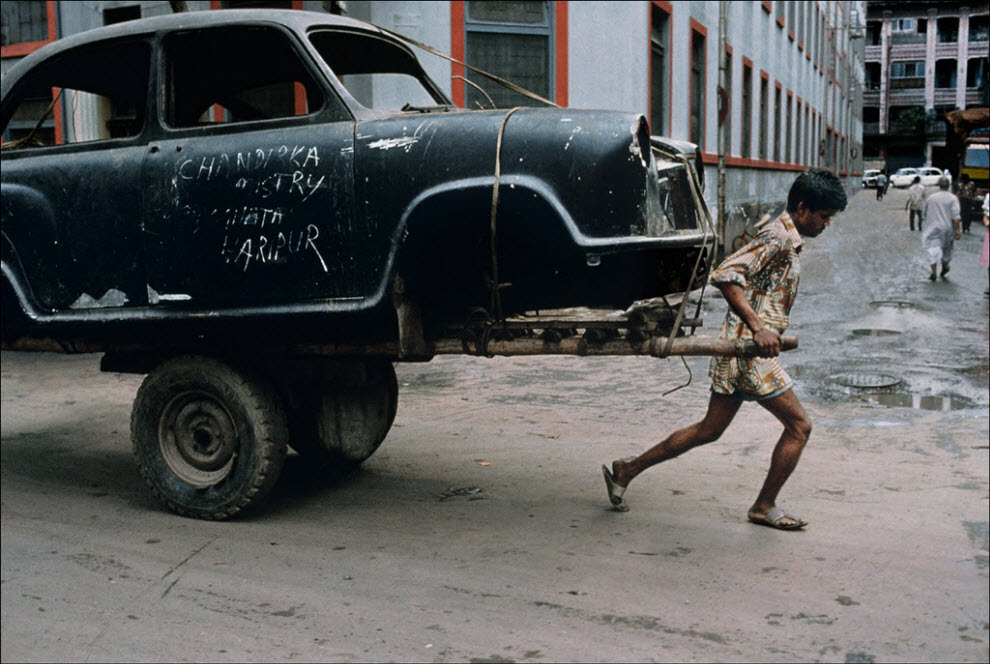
[131,355,288,520]
[282,359,398,467]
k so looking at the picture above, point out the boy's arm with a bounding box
[715,282,781,357]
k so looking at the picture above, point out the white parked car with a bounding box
[862,169,881,188]
[889,168,920,188]
[918,167,948,186]
[891,166,948,188]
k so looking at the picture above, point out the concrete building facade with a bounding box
[862,0,989,173]
[1,0,866,251]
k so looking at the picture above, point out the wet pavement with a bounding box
[779,184,989,413]
[1,188,988,662]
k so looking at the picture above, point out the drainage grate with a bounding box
[832,373,902,388]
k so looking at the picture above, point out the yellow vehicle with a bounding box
[946,108,989,194]
[961,136,989,193]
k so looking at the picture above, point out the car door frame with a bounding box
[139,20,362,310]
[0,34,156,316]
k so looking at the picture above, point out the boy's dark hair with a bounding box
[786,168,848,213]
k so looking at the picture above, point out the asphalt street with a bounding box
[2,186,988,663]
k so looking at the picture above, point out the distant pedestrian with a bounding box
[876,171,887,201]
[922,177,961,281]
[905,175,925,231]
[957,173,978,234]
[981,193,989,296]
[601,169,847,530]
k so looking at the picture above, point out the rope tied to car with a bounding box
[488,106,524,326]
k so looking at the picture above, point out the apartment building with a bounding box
[1,0,865,251]
[863,0,989,173]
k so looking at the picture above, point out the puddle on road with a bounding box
[864,393,974,411]
[870,300,916,309]
[851,329,902,337]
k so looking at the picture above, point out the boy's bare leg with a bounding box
[747,388,812,525]
[610,392,743,487]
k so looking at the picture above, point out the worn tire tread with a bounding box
[131,355,287,520]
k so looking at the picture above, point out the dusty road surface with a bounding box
[2,187,988,663]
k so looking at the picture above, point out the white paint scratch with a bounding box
[367,137,420,152]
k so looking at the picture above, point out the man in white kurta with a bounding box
[921,177,961,281]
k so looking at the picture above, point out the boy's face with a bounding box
[793,202,837,238]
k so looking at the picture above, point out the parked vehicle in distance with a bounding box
[862,169,881,188]
[917,167,948,186]
[889,167,919,187]
[891,166,948,188]
[1,9,715,520]
[946,108,989,195]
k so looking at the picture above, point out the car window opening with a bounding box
[2,39,150,149]
[164,26,325,128]
[309,30,447,111]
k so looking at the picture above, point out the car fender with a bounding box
[1,182,59,317]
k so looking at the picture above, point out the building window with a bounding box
[817,114,823,166]
[970,16,989,42]
[865,62,881,89]
[103,5,141,26]
[759,73,768,160]
[967,57,988,88]
[891,18,915,33]
[890,61,924,78]
[689,25,706,149]
[865,21,881,46]
[773,84,781,162]
[785,92,793,163]
[0,0,48,47]
[937,17,958,44]
[804,104,810,164]
[935,59,957,88]
[464,0,552,109]
[742,61,752,159]
[649,3,670,136]
[794,97,801,165]
[776,0,785,27]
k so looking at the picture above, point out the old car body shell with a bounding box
[1,9,712,349]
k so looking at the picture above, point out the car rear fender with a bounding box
[388,175,579,313]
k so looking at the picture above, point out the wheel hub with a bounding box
[160,393,237,485]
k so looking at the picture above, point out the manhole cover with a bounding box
[832,373,902,388]
[870,300,915,309]
[851,329,902,336]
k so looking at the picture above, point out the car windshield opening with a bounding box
[309,30,447,111]
[655,161,702,232]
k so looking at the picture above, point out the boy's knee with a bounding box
[792,416,812,441]
[695,423,726,444]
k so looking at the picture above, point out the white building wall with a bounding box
[567,1,647,114]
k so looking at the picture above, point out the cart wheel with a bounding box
[283,359,398,466]
[131,356,288,520]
